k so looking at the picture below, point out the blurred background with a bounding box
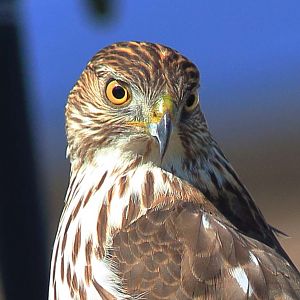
[1,0,299,299]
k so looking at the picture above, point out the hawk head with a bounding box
[66,41,209,172]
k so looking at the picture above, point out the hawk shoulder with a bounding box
[111,201,300,299]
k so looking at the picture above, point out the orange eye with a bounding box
[184,93,199,112]
[106,80,130,105]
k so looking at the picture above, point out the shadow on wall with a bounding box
[0,5,47,300]
[0,1,114,299]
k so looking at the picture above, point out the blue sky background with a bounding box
[21,0,300,164]
[18,0,300,265]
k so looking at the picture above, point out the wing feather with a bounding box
[111,201,300,299]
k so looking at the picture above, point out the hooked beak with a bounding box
[148,112,173,160]
[126,94,175,160]
[147,94,174,160]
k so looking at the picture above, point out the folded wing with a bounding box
[111,201,300,299]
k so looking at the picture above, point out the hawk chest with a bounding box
[49,160,176,299]
[49,167,131,299]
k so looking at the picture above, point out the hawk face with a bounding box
[66,41,208,171]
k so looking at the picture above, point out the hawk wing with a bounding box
[111,201,300,299]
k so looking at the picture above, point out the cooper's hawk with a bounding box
[49,41,300,299]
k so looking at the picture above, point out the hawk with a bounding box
[49,41,300,299]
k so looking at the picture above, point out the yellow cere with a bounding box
[149,94,174,124]
[127,94,174,128]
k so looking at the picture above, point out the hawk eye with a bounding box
[106,80,130,105]
[184,93,199,112]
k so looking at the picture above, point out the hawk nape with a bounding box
[49,42,300,299]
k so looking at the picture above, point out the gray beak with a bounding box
[148,112,173,160]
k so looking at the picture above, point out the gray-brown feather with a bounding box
[111,201,300,299]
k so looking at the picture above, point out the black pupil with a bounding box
[186,94,195,107]
[112,86,126,99]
